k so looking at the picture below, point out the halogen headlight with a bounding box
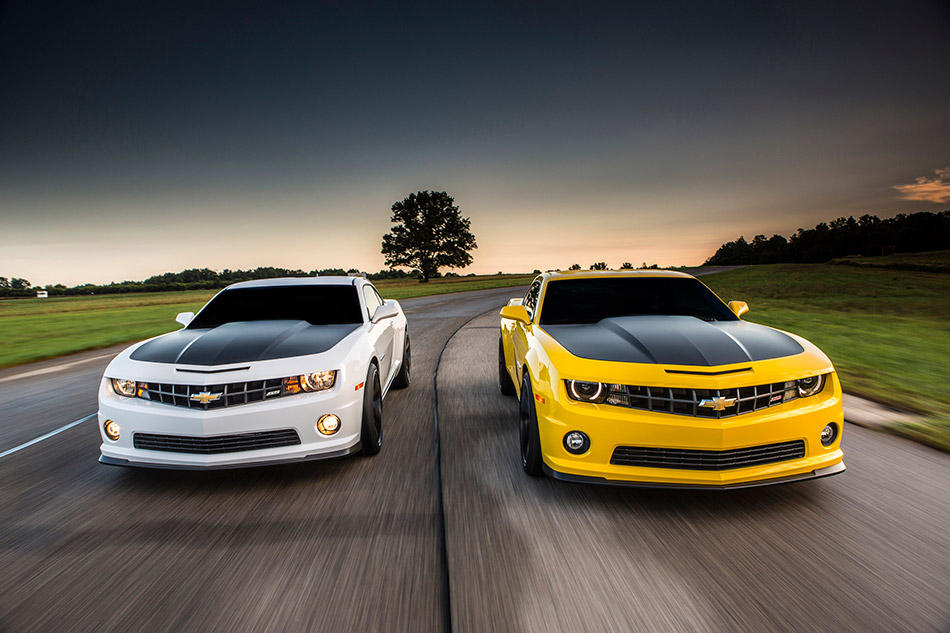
[565,380,608,403]
[111,378,137,397]
[797,374,825,398]
[300,370,337,393]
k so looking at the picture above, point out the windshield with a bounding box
[538,277,737,325]
[189,285,364,328]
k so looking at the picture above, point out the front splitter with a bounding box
[541,461,846,490]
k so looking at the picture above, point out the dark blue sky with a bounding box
[2,0,948,284]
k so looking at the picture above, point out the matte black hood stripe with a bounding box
[542,316,803,366]
[131,320,360,365]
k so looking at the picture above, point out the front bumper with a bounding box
[537,379,845,488]
[98,379,363,469]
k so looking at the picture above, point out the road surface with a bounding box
[1,284,947,632]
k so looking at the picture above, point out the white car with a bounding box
[97,276,410,469]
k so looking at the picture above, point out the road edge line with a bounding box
[0,413,97,460]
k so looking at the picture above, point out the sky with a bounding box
[1,0,948,286]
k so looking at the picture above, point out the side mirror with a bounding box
[500,304,531,324]
[176,312,195,327]
[372,304,399,323]
[728,301,749,318]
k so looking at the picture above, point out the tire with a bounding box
[360,363,383,456]
[391,335,411,389]
[519,373,543,476]
[499,337,516,396]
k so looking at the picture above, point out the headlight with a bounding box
[565,380,608,404]
[111,378,137,397]
[299,370,337,393]
[797,374,825,397]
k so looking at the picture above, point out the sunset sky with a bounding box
[1,1,948,286]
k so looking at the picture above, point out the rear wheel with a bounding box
[391,335,411,389]
[519,373,543,476]
[360,363,382,456]
[499,337,516,396]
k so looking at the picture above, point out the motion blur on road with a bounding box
[1,286,948,632]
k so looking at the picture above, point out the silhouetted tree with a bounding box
[705,211,950,265]
[590,262,608,270]
[620,262,634,269]
[381,190,477,282]
[569,263,582,270]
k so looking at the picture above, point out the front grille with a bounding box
[143,379,287,410]
[133,429,301,454]
[610,440,806,471]
[604,381,800,418]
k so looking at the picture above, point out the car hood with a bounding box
[129,320,361,366]
[540,316,804,366]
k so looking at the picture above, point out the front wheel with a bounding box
[360,363,382,456]
[519,374,543,476]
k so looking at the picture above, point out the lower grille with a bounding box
[610,440,805,471]
[133,429,301,455]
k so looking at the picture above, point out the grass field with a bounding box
[702,264,950,450]
[0,275,533,369]
[830,249,950,274]
[3,265,946,448]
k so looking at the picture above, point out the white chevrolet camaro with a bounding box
[97,276,410,469]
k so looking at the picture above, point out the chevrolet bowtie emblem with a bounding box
[190,391,223,404]
[698,396,737,411]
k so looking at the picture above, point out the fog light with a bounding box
[103,419,120,441]
[563,431,590,454]
[317,414,341,436]
[820,423,838,447]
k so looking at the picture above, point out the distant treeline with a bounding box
[704,211,950,266]
[0,267,422,298]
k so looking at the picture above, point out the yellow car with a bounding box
[498,270,845,488]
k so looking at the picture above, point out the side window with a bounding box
[362,285,382,320]
[523,279,542,319]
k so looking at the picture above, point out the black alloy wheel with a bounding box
[392,335,411,389]
[360,363,383,456]
[519,373,543,476]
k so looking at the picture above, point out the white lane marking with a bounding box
[0,414,96,460]
[0,353,116,384]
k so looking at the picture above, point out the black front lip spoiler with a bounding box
[541,461,846,490]
[99,443,362,470]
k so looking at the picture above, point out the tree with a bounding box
[590,262,608,270]
[620,262,634,269]
[10,278,30,289]
[381,191,477,282]
[569,263,582,270]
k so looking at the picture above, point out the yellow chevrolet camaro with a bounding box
[499,270,845,488]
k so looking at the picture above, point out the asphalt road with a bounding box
[1,282,948,632]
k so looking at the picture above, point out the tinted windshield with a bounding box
[538,277,737,325]
[189,285,363,328]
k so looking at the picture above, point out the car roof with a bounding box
[540,270,695,281]
[223,276,366,290]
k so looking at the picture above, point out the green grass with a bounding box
[0,275,533,369]
[830,249,950,274]
[701,264,950,450]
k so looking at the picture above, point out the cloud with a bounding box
[894,167,950,203]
